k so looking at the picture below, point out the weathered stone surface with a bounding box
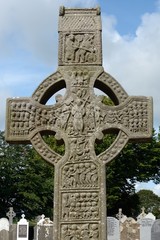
[9,224,17,240]
[107,217,120,240]
[34,215,53,240]
[121,218,140,240]
[151,219,160,240]
[6,207,16,226]
[140,218,154,240]
[5,6,153,240]
[0,218,9,240]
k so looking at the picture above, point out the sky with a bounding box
[0,0,160,196]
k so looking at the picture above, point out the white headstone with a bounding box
[151,219,160,240]
[145,213,156,220]
[0,218,9,240]
[140,218,154,240]
[17,214,29,240]
[107,217,120,240]
[0,218,9,231]
[137,207,147,222]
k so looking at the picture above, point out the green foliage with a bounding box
[105,130,160,217]
[136,190,160,219]
[42,133,65,155]
[0,131,54,219]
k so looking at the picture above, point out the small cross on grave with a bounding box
[5,6,153,240]
[137,206,147,222]
[116,208,124,221]
[6,207,16,226]
[141,207,146,216]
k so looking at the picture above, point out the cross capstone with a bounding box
[5,7,153,240]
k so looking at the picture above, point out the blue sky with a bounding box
[101,0,157,34]
[0,0,160,196]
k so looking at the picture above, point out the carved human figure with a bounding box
[75,34,96,63]
[60,102,71,130]
[65,34,77,62]
[71,99,85,134]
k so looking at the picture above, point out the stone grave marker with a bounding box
[9,224,17,240]
[5,6,153,240]
[116,208,127,224]
[151,219,160,240]
[0,218,9,240]
[17,214,29,240]
[137,207,147,222]
[6,207,16,225]
[121,217,140,240]
[145,212,156,220]
[107,217,120,240]
[140,218,154,240]
[35,215,53,240]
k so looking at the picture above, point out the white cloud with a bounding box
[135,181,160,196]
[102,11,160,131]
[153,184,160,196]
[0,0,99,64]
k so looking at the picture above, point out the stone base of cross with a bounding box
[5,7,153,240]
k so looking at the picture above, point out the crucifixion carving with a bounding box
[5,7,152,240]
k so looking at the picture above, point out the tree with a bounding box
[136,190,160,219]
[105,130,160,217]
[0,131,54,220]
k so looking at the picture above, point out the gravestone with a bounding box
[9,224,17,240]
[145,213,156,220]
[0,218,9,240]
[140,218,154,240]
[137,207,147,222]
[121,217,140,240]
[6,207,16,226]
[36,215,53,240]
[5,6,153,240]
[107,217,120,240]
[17,214,29,240]
[116,208,127,224]
[151,219,160,240]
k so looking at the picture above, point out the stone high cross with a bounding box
[5,7,153,240]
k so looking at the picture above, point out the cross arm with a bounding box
[5,97,59,143]
[100,96,153,142]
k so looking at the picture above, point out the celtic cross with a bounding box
[5,7,152,240]
[6,207,16,225]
